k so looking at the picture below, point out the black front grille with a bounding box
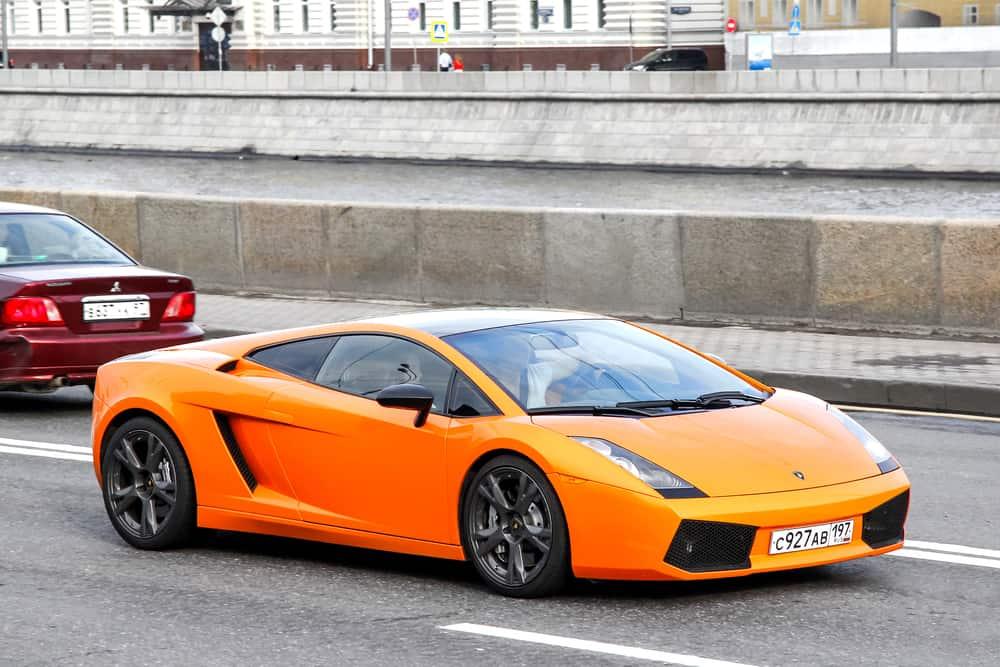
[665,520,756,572]
[862,491,909,549]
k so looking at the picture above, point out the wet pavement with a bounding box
[3,150,1000,218]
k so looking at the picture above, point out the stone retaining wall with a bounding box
[3,188,998,334]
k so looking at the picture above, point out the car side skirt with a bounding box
[197,506,467,562]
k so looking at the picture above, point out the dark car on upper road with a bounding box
[623,48,709,72]
[0,201,203,392]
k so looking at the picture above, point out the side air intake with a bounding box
[213,413,258,492]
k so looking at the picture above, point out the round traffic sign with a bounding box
[211,26,226,42]
[407,6,419,20]
[725,17,737,33]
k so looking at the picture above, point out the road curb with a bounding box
[202,327,1000,419]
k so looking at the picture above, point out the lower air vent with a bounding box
[665,520,756,572]
[213,413,258,492]
[862,490,909,549]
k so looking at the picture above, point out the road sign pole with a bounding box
[384,0,392,71]
[890,0,898,67]
[666,0,672,50]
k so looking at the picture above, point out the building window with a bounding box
[563,0,571,28]
[774,0,787,20]
[530,0,539,29]
[739,0,755,28]
[329,1,337,30]
[487,0,494,29]
[452,1,460,30]
[35,0,42,33]
[419,2,425,31]
[273,0,281,32]
[596,0,606,27]
[302,0,310,31]
[807,0,823,26]
[842,0,856,24]
[63,0,71,33]
[963,4,979,24]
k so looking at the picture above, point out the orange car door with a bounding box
[261,334,455,544]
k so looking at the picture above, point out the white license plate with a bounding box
[769,519,854,555]
[83,298,150,322]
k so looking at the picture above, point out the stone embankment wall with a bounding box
[2,68,1000,175]
[2,188,998,335]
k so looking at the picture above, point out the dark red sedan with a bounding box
[1,201,203,392]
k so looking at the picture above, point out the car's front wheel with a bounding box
[101,416,195,549]
[461,455,570,597]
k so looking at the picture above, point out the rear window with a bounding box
[0,213,132,267]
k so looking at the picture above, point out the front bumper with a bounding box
[553,468,911,581]
[0,323,203,387]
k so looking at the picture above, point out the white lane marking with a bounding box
[441,623,758,667]
[0,436,91,455]
[904,540,1000,560]
[0,444,92,463]
[837,404,1000,424]
[891,548,1000,570]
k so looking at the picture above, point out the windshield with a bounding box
[636,49,668,65]
[446,319,768,411]
[0,213,132,267]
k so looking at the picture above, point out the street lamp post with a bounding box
[890,0,898,67]
[384,0,392,71]
[1,0,9,69]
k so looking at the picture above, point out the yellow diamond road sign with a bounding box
[430,21,449,43]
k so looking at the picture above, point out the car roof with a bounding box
[0,201,64,215]
[358,308,610,337]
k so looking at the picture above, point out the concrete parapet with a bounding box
[2,187,999,336]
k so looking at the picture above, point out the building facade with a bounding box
[1,0,727,70]
[726,0,1000,32]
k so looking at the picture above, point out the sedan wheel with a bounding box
[102,417,195,549]
[462,455,570,597]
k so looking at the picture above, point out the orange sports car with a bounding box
[91,310,910,597]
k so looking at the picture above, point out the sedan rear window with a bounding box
[0,213,132,266]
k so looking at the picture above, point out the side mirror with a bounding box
[705,353,728,366]
[376,383,435,427]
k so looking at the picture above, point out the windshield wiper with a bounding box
[615,399,704,410]
[694,391,769,406]
[527,405,655,417]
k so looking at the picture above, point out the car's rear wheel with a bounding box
[101,416,195,549]
[461,455,570,597]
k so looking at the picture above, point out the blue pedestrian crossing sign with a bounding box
[789,0,801,36]
[430,21,449,43]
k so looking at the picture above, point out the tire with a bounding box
[101,416,196,550]
[461,454,570,597]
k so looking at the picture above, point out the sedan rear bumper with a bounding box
[0,323,203,387]
[554,468,911,581]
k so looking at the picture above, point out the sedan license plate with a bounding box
[83,297,150,322]
[769,519,854,555]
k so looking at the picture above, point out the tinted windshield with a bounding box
[446,319,768,410]
[0,213,132,267]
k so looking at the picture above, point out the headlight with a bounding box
[571,437,706,498]
[828,406,899,473]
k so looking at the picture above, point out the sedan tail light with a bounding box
[2,297,65,327]
[162,292,196,322]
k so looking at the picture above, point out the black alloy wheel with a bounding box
[462,455,570,597]
[102,416,195,549]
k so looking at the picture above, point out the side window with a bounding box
[449,374,499,418]
[248,336,337,381]
[315,335,453,411]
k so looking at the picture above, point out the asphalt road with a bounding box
[5,150,1000,218]
[1,387,998,666]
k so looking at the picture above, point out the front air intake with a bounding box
[665,520,756,572]
[862,491,909,549]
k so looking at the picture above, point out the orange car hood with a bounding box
[531,389,880,497]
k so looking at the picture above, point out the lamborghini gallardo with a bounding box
[92,310,910,597]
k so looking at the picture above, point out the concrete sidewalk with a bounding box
[197,293,1000,417]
